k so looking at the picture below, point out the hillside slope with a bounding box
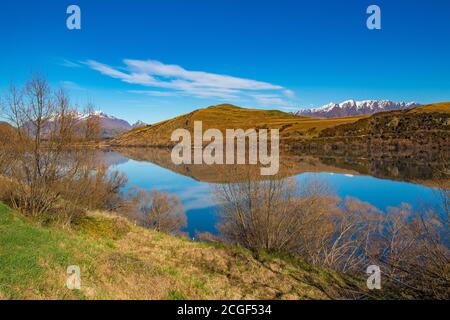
[290,102,450,156]
[319,102,450,138]
[0,203,365,300]
[112,104,364,147]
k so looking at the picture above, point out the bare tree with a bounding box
[214,169,339,255]
[213,169,449,298]
[83,103,101,141]
[126,187,187,236]
[0,75,122,223]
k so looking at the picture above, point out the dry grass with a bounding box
[112,104,365,146]
[0,203,365,300]
[411,102,450,113]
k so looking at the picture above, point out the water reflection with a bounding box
[98,148,448,237]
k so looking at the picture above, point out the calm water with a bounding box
[102,149,445,238]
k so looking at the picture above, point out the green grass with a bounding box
[166,289,187,300]
[0,203,96,299]
[0,203,367,300]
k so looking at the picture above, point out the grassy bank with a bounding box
[0,203,365,300]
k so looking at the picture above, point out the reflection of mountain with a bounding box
[97,150,130,167]
[110,147,448,188]
[314,155,448,188]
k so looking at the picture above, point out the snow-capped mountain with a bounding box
[24,111,133,139]
[295,100,421,118]
[88,111,132,138]
[132,120,148,128]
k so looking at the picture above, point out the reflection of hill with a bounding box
[314,155,449,188]
[110,147,448,188]
[97,150,130,167]
[111,147,359,183]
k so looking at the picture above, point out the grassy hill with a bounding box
[111,103,449,148]
[0,203,365,300]
[111,104,365,147]
[288,102,449,158]
[0,121,15,135]
[319,102,450,138]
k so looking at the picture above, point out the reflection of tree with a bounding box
[213,169,449,299]
[125,187,187,237]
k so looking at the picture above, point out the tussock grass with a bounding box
[0,203,366,300]
[411,102,450,113]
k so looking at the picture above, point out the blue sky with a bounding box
[1,0,449,124]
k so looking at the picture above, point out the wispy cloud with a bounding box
[60,59,82,68]
[84,59,295,105]
[60,80,83,91]
[250,93,295,107]
[279,106,301,111]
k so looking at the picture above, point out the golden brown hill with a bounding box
[318,102,450,138]
[288,102,449,158]
[0,121,14,132]
[111,104,364,147]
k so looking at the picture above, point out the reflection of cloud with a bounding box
[172,183,214,211]
[344,174,354,177]
[85,59,295,106]
[144,181,214,211]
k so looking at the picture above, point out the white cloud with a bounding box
[60,59,82,68]
[85,59,295,105]
[279,106,301,111]
[250,94,295,107]
[60,81,83,91]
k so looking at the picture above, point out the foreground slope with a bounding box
[0,203,364,300]
[112,104,364,147]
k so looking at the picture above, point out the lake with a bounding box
[101,148,447,238]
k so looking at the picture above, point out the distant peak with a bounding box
[132,120,147,128]
[295,100,421,118]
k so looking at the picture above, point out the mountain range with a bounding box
[295,100,421,118]
[78,111,148,138]
[24,111,147,139]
